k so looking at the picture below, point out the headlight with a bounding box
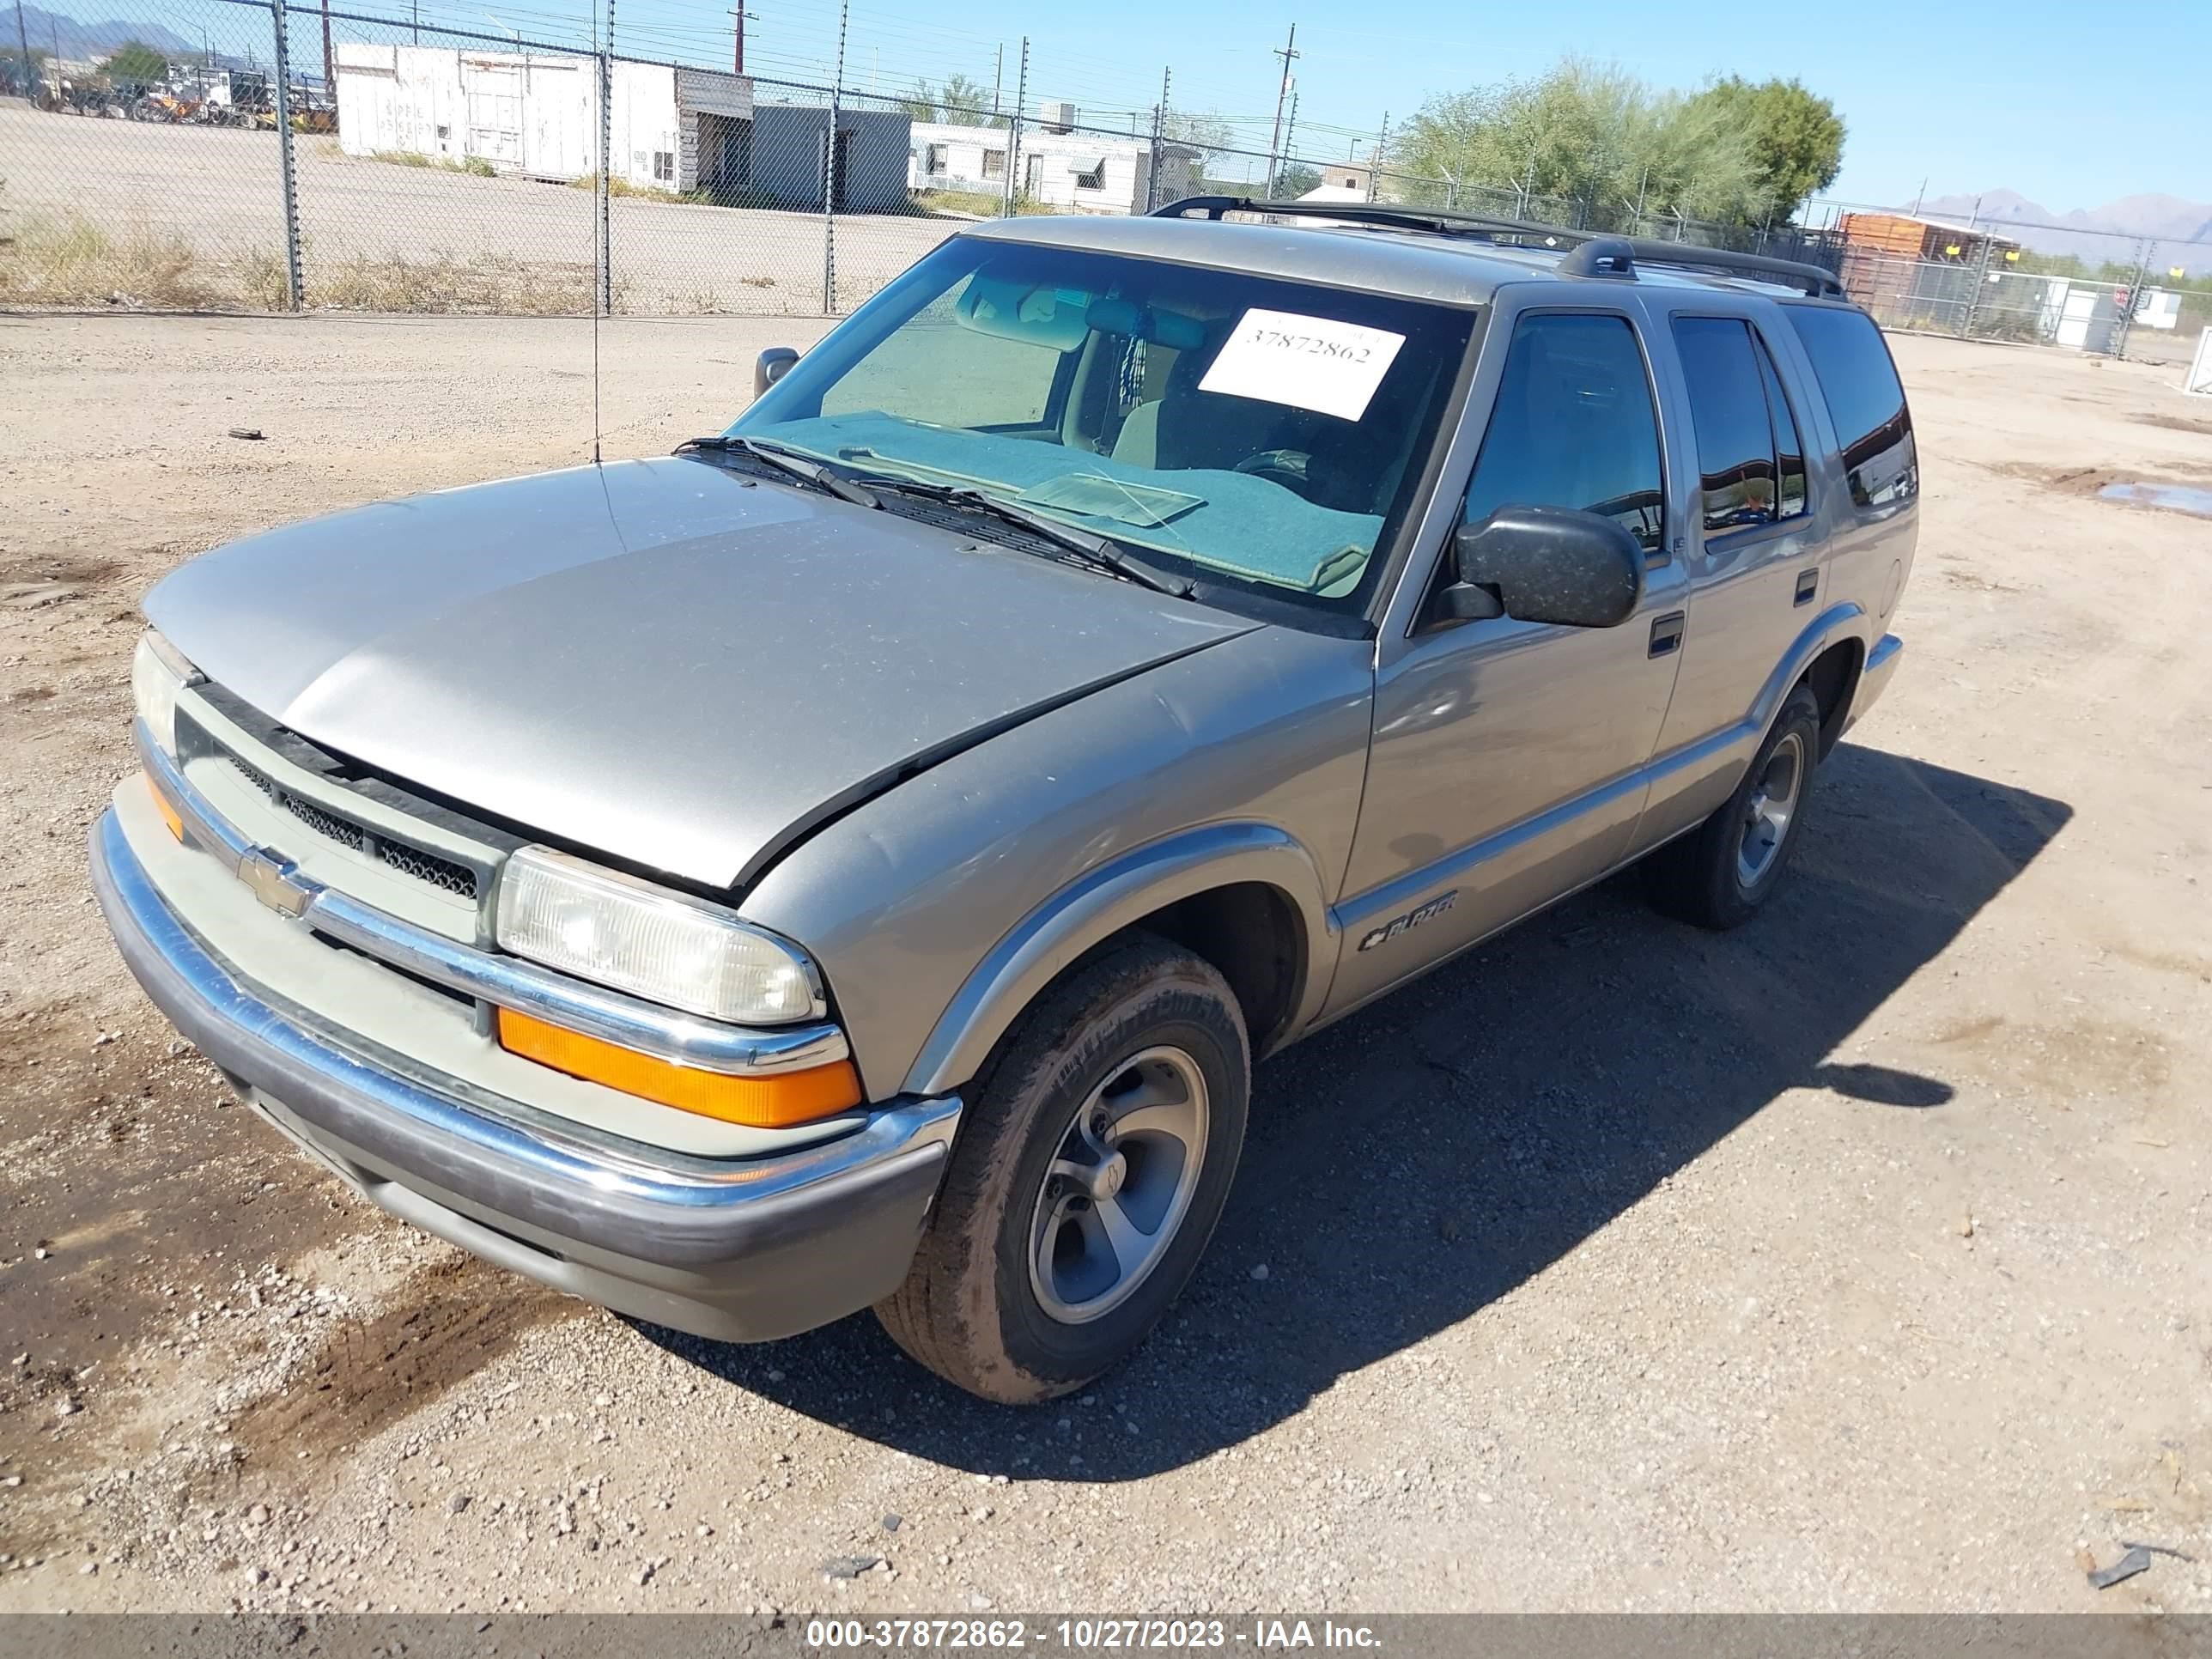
[131,629,201,756]
[494,846,822,1025]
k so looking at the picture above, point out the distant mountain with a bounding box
[10,6,202,66]
[1919,189,2212,276]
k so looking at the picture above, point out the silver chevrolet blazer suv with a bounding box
[93,200,1917,1403]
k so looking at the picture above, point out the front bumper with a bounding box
[90,807,959,1342]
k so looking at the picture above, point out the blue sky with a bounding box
[92,0,2212,210]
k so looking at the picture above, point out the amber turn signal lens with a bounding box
[147,774,185,842]
[495,1007,862,1128]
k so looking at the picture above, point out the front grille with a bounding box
[283,792,368,851]
[228,755,275,799]
[378,841,477,897]
[220,745,482,903]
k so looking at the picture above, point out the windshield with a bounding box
[732,235,1477,616]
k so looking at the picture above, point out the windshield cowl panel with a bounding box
[732,235,1477,621]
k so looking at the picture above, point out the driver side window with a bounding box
[1462,313,1666,554]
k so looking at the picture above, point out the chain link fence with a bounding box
[3,0,2204,367]
[1820,238,2209,368]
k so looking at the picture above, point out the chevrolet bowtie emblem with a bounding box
[237,847,313,918]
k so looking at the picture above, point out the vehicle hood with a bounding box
[144,457,1257,888]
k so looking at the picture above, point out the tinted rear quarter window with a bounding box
[1755,345,1808,520]
[1672,317,1778,533]
[1784,307,1918,509]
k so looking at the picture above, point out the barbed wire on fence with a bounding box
[1,0,2203,366]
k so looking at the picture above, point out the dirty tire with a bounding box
[874,933,1249,1405]
[1644,684,1823,930]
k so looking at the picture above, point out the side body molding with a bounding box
[902,822,1339,1098]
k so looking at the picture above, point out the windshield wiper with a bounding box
[678,435,880,508]
[860,477,1195,599]
[682,439,1193,599]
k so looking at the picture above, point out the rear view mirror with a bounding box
[755,348,799,397]
[1451,506,1645,628]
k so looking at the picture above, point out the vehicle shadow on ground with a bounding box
[646,742,2070,1476]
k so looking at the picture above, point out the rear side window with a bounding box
[1463,313,1666,555]
[1756,347,1808,519]
[1672,316,1810,534]
[1783,306,1918,509]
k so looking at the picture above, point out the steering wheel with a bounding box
[1233,449,1312,489]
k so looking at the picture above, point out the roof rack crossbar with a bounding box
[1152,194,1581,245]
[1612,237,1844,299]
[1148,196,1845,300]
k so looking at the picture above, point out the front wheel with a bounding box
[875,934,1249,1404]
[1643,684,1821,929]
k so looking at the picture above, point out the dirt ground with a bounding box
[0,313,2208,1615]
[0,102,958,314]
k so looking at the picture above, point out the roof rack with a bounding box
[1149,196,1846,301]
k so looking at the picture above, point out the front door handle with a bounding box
[1649,611,1685,658]
[1795,568,1820,606]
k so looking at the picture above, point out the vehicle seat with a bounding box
[1111,342,1310,474]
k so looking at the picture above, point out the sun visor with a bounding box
[956,276,1093,351]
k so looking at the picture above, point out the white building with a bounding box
[334,44,753,196]
[906,106,1198,215]
[1298,161,1373,204]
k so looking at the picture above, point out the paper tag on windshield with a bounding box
[1197,308,1406,422]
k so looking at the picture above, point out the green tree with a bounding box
[99,40,170,84]
[902,72,1003,128]
[1684,76,1844,214]
[898,80,939,123]
[939,72,994,123]
[1390,57,1778,229]
[1270,161,1323,199]
[1159,107,1233,173]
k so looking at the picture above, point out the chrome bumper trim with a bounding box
[1845,632,1904,731]
[137,723,849,1078]
[92,806,960,1262]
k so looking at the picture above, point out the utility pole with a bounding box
[1367,111,1388,202]
[990,43,1001,122]
[411,0,418,46]
[1145,64,1169,212]
[1910,175,1927,216]
[321,0,333,94]
[727,7,752,74]
[14,1,33,92]
[1278,88,1298,191]
[1264,22,1297,196]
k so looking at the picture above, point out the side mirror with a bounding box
[754,347,799,398]
[1449,505,1646,629]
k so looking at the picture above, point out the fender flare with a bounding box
[1755,600,1869,738]
[900,821,1339,1099]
